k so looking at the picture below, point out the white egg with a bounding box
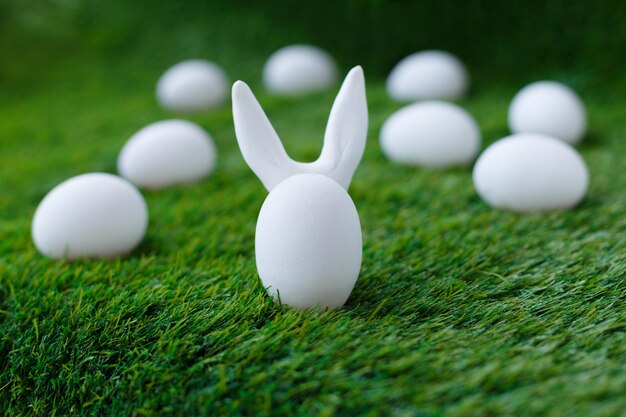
[32,173,148,259]
[473,134,588,213]
[263,45,338,95]
[387,50,469,101]
[508,81,587,144]
[255,174,362,309]
[156,60,228,113]
[118,120,216,189]
[380,101,481,168]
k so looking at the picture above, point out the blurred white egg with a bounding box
[508,81,587,144]
[118,120,216,189]
[156,60,228,113]
[380,101,481,168]
[256,174,362,309]
[387,50,469,101]
[263,45,338,95]
[32,173,148,260]
[473,133,588,212]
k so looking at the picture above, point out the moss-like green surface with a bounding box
[2,1,626,415]
[2,64,626,415]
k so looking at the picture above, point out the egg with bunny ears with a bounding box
[232,66,367,309]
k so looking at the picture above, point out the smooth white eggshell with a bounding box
[255,174,362,309]
[32,173,148,259]
[380,101,481,167]
[157,60,228,113]
[473,133,588,212]
[263,45,338,95]
[387,50,469,101]
[118,120,216,189]
[508,81,587,144]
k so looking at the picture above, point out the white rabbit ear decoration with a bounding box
[232,66,368,310]
[232,66,367,191]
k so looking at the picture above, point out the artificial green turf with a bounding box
[3,0,626,93]
[1,53,626,416]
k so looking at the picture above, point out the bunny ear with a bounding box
[232,81,296,191]
[232,67,368,192]
[318,66,368,189]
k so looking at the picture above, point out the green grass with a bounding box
[3,0,626,95]
[1,57,626,416]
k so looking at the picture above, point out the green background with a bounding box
[2,0,626,92]
[1,1,626,416]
